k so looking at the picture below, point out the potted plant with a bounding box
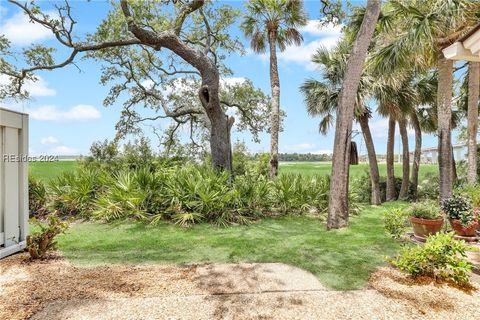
[406,201,443,241]
[441,195,478,237]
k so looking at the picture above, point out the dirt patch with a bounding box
[1,253,479,320]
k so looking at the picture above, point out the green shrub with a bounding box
[383,208,409,240]
[457,183,480,208]
[404,201,442,220]
[351,170,403,203]
[27,212,70,259]
[93,171,147,222]
[441,195,474,227]
[48,168,101,218]
[390,232,472,285]
[29,175,48,217]
[416,172,439,200]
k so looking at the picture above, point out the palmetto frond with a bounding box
[241,0,307,53]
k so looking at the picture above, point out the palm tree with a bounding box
[300,43,382,205]
[241,0,307,178]
[371,0,480,200]
[326,0,381,229]
[467,62,479,184]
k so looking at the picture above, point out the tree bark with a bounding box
[327,0,381,229]
[268,31,280,178]
[386,115,397,201]
[398,117,410,200]
[358,112,381,205]
[467,61,480,184]
[437,56,454,200]
[120,0,232,171]
[410,112,422,200]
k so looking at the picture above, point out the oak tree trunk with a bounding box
[358,112,381,205]
[467,61,479,184]
[398,117,410,200]
[268,31,280,178]
[327,0,381,229]
[120,4,233,172]
[437,56,454,200]
[410,112,422,200]
[386,115,397,201]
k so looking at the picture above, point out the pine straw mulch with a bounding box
[1,252,480,320]
[0,253,200,320]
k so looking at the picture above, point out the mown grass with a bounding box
[280,162,438,180]
[30,160,437,182]
[29,161,78,181]
[57,202,406,290]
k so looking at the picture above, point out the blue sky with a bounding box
[0,1,456,157]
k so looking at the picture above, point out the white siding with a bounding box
[0,108,29,259]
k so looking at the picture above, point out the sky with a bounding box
[0,0,460,157]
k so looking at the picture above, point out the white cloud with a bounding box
[0,11,54,46]
[252,22,343,70]
[283,143,316,152]
[40,136,59,145]
[0,74,56,97]
[27,104,101,121]
[299,21,343,37]
[49,145,79,155]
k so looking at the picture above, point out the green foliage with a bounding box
[29,175,48,217]
[404,200,441,220]
[416,172,439,200]
[457,183,480,208]
[441,195,474,227]
[390,233,472,285]
[48,168,100,218]
[27,212,70,259]
[383,208,409,240]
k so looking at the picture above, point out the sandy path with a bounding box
[1,253,480,320]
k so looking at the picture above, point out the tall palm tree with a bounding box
[326,0,381,229]
[241,0,307,178]
[300,43,382,205]
[371,0,480,200]
[467,62,479,184]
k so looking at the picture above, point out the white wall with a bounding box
[0,108,29,259]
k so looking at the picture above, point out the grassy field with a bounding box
[280,162,438,180]
[57,202,405,290]
[29,160,437,181]
[29,161,77,181]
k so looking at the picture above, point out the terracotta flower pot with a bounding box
[449,218,479,237]
[410,217,444,240]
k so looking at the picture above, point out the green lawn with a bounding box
[280,161,438,180]
[57,202,405,290]
[29,161,78,181]
[29,160,437,182]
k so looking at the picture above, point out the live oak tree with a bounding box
[0,0,270,171]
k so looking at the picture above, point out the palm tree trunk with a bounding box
[437,56,454,200]
[386,115,397,201]
[410,112,422,200]
[268,31,280,178]
[398,117,410,200]
[358,112,381,205]
[327,0,381,229]
[467,61,480,184]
